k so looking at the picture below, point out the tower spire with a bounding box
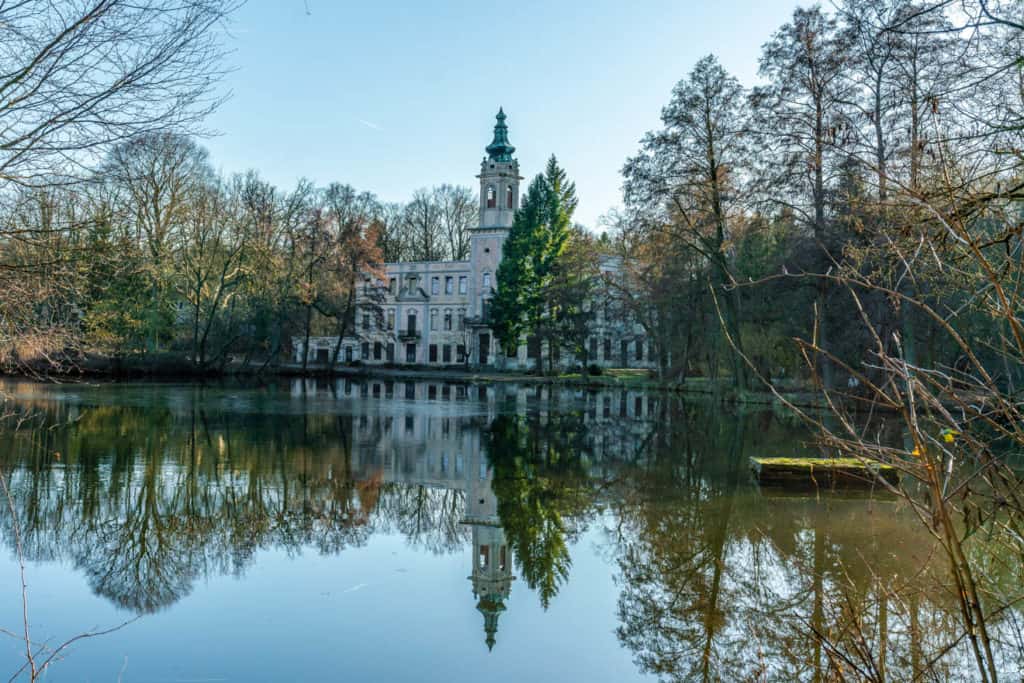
[485,108,516,162]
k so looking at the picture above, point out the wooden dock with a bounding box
[749,457,899,490]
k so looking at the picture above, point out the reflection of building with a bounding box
[292,109,657,372]
[463,457,514,651]
[288,378,659,649]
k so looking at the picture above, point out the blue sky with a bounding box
[204,0,805,228]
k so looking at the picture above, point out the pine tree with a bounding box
[490,156,578,370]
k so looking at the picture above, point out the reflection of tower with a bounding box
[461,452,514,651]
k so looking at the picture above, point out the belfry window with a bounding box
[506,185,514,209]
[486,186,496,208]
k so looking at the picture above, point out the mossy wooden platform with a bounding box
[750,457,899,490]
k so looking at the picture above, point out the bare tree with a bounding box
[0,0,239,187]
[403,188,443,261]
[434,184,476,260]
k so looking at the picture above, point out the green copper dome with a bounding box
[485,108,516,162]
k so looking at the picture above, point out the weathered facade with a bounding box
[294,110,655,371]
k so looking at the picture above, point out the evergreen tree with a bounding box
[490,156,578,370]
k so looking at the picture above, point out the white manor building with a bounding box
[294,110,656,372]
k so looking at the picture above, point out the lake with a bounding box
[0,379,994,681]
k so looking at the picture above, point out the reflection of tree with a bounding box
[486,410,595,608]
[373,484,468,555]
[0,396,447,613]
[613,400,749,681]
[610,399,1004,681]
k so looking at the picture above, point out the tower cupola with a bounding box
[485,108,516,162]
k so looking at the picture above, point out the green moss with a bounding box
[751,457,896,471]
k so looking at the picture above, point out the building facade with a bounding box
[294,110,655,372]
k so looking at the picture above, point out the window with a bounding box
[445,276,453,294]
[430,308,438,331]
[636,340,644,361]
[374,342,382,360]
[506,185,514,209]
[589,337,598,360]
[386,343,395,362]
[457,309,465,330]
[604,338,611,360]
[458,276,467,294]
[389,277,396,294]
[431,276,439,295]
[621,340,629,363]
[482,272,491,290]
[486,185,496,208]
[386,309,395,330]
[444,310,452,331]
[362,309,369,330]
[457,345,466,363]
[361,342,369,360]
[345,346,353,363]
[406,311,417,333]
[429,344,438,363]
[442,345,451,363]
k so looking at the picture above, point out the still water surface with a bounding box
[0,379,968,681]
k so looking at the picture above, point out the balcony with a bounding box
[398,329,421,341]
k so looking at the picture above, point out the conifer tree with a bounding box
[490,156,578,370]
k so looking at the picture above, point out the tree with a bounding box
[0,0,238,187]
[537,226,600,374]
[434,184,476,260]
[102,133,214,352]
[403,188,443,261]
[750,7,853,388]
[623,54,751,389]
[177,176,249,369]
[374,202,408,262]
[490,156,577,373]
[320,183,384,366]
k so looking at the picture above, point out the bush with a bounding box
[587,363,603,376]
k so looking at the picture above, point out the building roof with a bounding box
[485,108,516,162]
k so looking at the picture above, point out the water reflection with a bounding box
[0,379,1017,679]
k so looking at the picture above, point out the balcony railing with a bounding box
[398,329,420,341]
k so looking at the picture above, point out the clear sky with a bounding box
[204,0,805,229]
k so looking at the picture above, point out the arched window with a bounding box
[506,185,514,209]
[486,186,496,208]
[482,272,491,290]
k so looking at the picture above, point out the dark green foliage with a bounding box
[490,156,578,360]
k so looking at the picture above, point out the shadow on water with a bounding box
[0,378,1017,680]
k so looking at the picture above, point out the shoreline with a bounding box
[1,355,828,408]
